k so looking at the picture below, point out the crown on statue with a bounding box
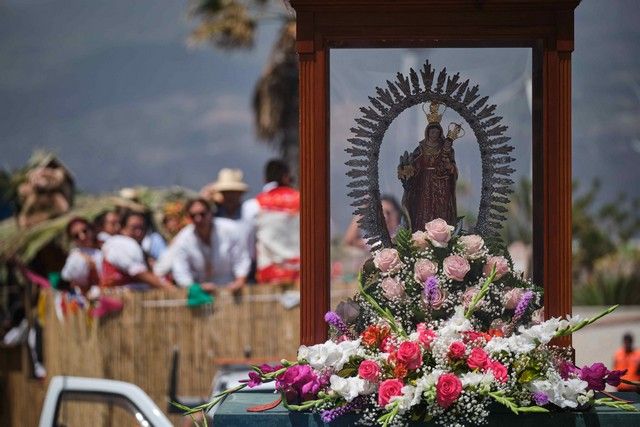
[422,101,446,124]
[447,122,466,140]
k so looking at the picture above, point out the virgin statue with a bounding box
[397,102,464,232]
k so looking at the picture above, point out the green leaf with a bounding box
[518,368,541,384]
[394,227,415,259]
[337,367,357,377]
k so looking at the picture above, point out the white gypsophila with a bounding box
[329,375,375,402]
[460,372,495,388]
[297,339,362,371]
[409,331,420,341]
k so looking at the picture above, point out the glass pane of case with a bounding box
[329,47,534,312]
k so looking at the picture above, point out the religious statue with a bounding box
[397,102,465,232]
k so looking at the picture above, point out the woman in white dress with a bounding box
[61,217,103,292]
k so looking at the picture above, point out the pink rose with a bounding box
[414,259,438,283]
[411,230,430,250]
[436,373,462,408]
[448,341,466,359]
[489,360,508,383]
[416,323,437,348]
[424,218,454,248]
[424,286,447,309]
[377,379,404,407]
[443,255,470,281]
[396,341,423,370]
[483,256,510,280]
[461,287,478,308]
[531,308,544,324]
[380,277,405,300]
[358,360,381,382]
[502,287,525,309]
[458,235,485,259]
[467,347,489,370]
[374,248,403,273]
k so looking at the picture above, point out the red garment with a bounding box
[614,347,640,391]
[100,259,134,288]
[256,186,300,213]
[255,186,300,284]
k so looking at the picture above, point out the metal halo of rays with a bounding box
[345,59,515,249]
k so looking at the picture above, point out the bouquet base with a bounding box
[214,392,640,427]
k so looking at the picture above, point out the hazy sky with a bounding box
[1,0,639,232]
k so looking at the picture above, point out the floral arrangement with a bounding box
[186,218,637,426]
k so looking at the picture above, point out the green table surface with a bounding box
[214,391,640,427]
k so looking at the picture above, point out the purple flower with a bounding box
[513,290,534,320]
[605,369,627,387]
[532,391,549,406]
[320,396,366,423]
[276,365,326,404]
[245,363,283,388]
[324,311,354,338]
[247,371,262,388]
[258,363,282,374]
[423,276,439,305]
[558,361,580,380]
[580,362,608,391]
[579,363,628,391]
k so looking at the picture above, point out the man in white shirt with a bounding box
[171,198,251,294]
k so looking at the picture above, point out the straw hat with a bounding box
[211,168,249,192]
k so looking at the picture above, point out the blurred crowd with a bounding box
[59,159,300,298]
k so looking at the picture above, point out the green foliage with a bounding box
[393,227,415,259]
[488,391,548,415]
[572,179,640,305]
[593,397,638,412]
[573,247,640,305]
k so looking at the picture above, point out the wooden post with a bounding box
[298,12,330,345]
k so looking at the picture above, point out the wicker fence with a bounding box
[1,282,356,426]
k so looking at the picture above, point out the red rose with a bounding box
[448,341,466,359]
[489,360,508,383]
[377,379,404,407]
[358,360,381,382]
[467,347,489,370]
[436,373,462,408]
[396,341,423,370]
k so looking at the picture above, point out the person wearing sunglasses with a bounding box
[169,197,251,295]
[61,217,103,292]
